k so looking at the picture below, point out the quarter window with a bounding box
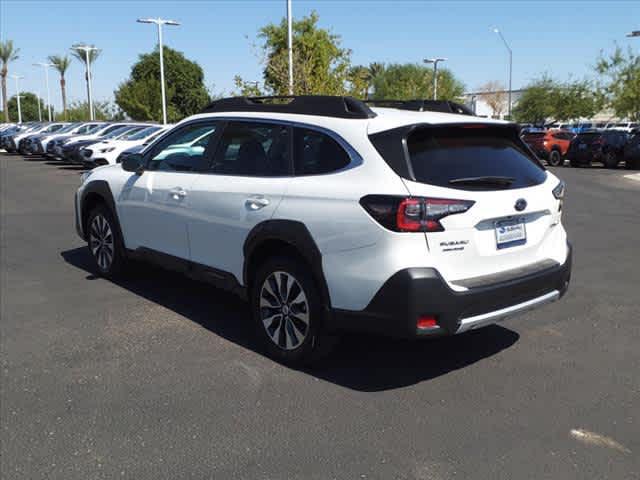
[210,122,290,176]
[147,122,218,172]
[293,128,350,175]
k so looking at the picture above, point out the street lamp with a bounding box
[71,44,99,120]
[34,62,54,121]
[492,27,513,119]
[11,74,24,123]
[627,30,640,38]
[35,90,42,121]
[423,57,447,100]
[137,17,180,125]
[286,0,293,95]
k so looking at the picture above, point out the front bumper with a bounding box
[329,244,572,338]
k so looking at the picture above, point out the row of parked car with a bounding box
[521,127,640,169]
[520,121,639,135]
[0,121,172,167]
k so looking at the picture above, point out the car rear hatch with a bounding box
[370,123,564,286]
[571,132,602,154]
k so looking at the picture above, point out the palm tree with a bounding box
[367,62,385,99]
[71,45,100,114]
[0,40,20,122]
[48,55,72,120]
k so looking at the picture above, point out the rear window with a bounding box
[405,126,547,190]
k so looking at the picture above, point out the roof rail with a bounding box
[201,96,377,119]
[365,99,475,116]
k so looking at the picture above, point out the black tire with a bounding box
[548,149,563,167]
[624,157,638,170]
[86,204,126,278]
[251,256,335,367]
[603,150,618,169]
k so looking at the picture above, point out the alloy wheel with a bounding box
[259,271,310,350]
[89,214,115,271]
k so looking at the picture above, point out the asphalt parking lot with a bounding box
[1,154,639,479]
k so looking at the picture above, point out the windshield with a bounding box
[143,130,165,145]
[101,126,132,139]
[84,124,105,134]
[57,123,79,133]
[125,126,161,141]
[113,126,147,140]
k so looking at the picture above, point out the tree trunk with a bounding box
[1,68,8,122]
[60,77,67,120]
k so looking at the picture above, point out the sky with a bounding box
[1,0,639,111]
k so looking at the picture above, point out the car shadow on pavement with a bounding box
[61,247,520,392]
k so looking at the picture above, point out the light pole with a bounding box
[286,0,293,95]
[11,74,23,123]
[35,90,42,121]
[423,57,447,100]
[34,62,54,121]
[71,44,99,120]
[492,27,513,119]
[137,17,180,125]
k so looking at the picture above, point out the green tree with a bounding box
[56,100,115,121]
[347,65,371,99]
[115,45,209,122]
[7,92,50,122]
[251,11,351,95]
[0,40,20,122]
[233,75,263,97]
[48,54,72,120]
[371,63,465,101]
[596,46,640,121]
[513,75,600,124]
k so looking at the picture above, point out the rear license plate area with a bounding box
[495,218,526,249]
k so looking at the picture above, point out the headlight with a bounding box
[100,146,116,153]
[80,171,93,185]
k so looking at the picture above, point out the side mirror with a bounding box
[121,153,144,174]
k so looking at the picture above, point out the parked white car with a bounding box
[82,125,171,167]
[606,122,640,132]
[75,96,572,365]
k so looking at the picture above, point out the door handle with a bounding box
[169,187,187,200]
[245,196,270,210]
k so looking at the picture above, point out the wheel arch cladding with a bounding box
[80,180,124,242]
[243,220,332,308]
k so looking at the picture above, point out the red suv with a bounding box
[522,129,575,166]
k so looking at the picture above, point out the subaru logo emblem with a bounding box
[515,199,527,211]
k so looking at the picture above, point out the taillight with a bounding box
[360,195,474,232]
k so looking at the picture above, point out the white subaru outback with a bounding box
[75,96,572,365]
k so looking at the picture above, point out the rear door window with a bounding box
[405,126,546,190]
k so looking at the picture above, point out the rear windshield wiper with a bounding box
[449,176,516,187]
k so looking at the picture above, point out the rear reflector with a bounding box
[417,316,438,329]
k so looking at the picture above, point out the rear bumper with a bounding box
[329,243,572,338]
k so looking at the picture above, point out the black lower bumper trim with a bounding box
[328,243,572,339]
